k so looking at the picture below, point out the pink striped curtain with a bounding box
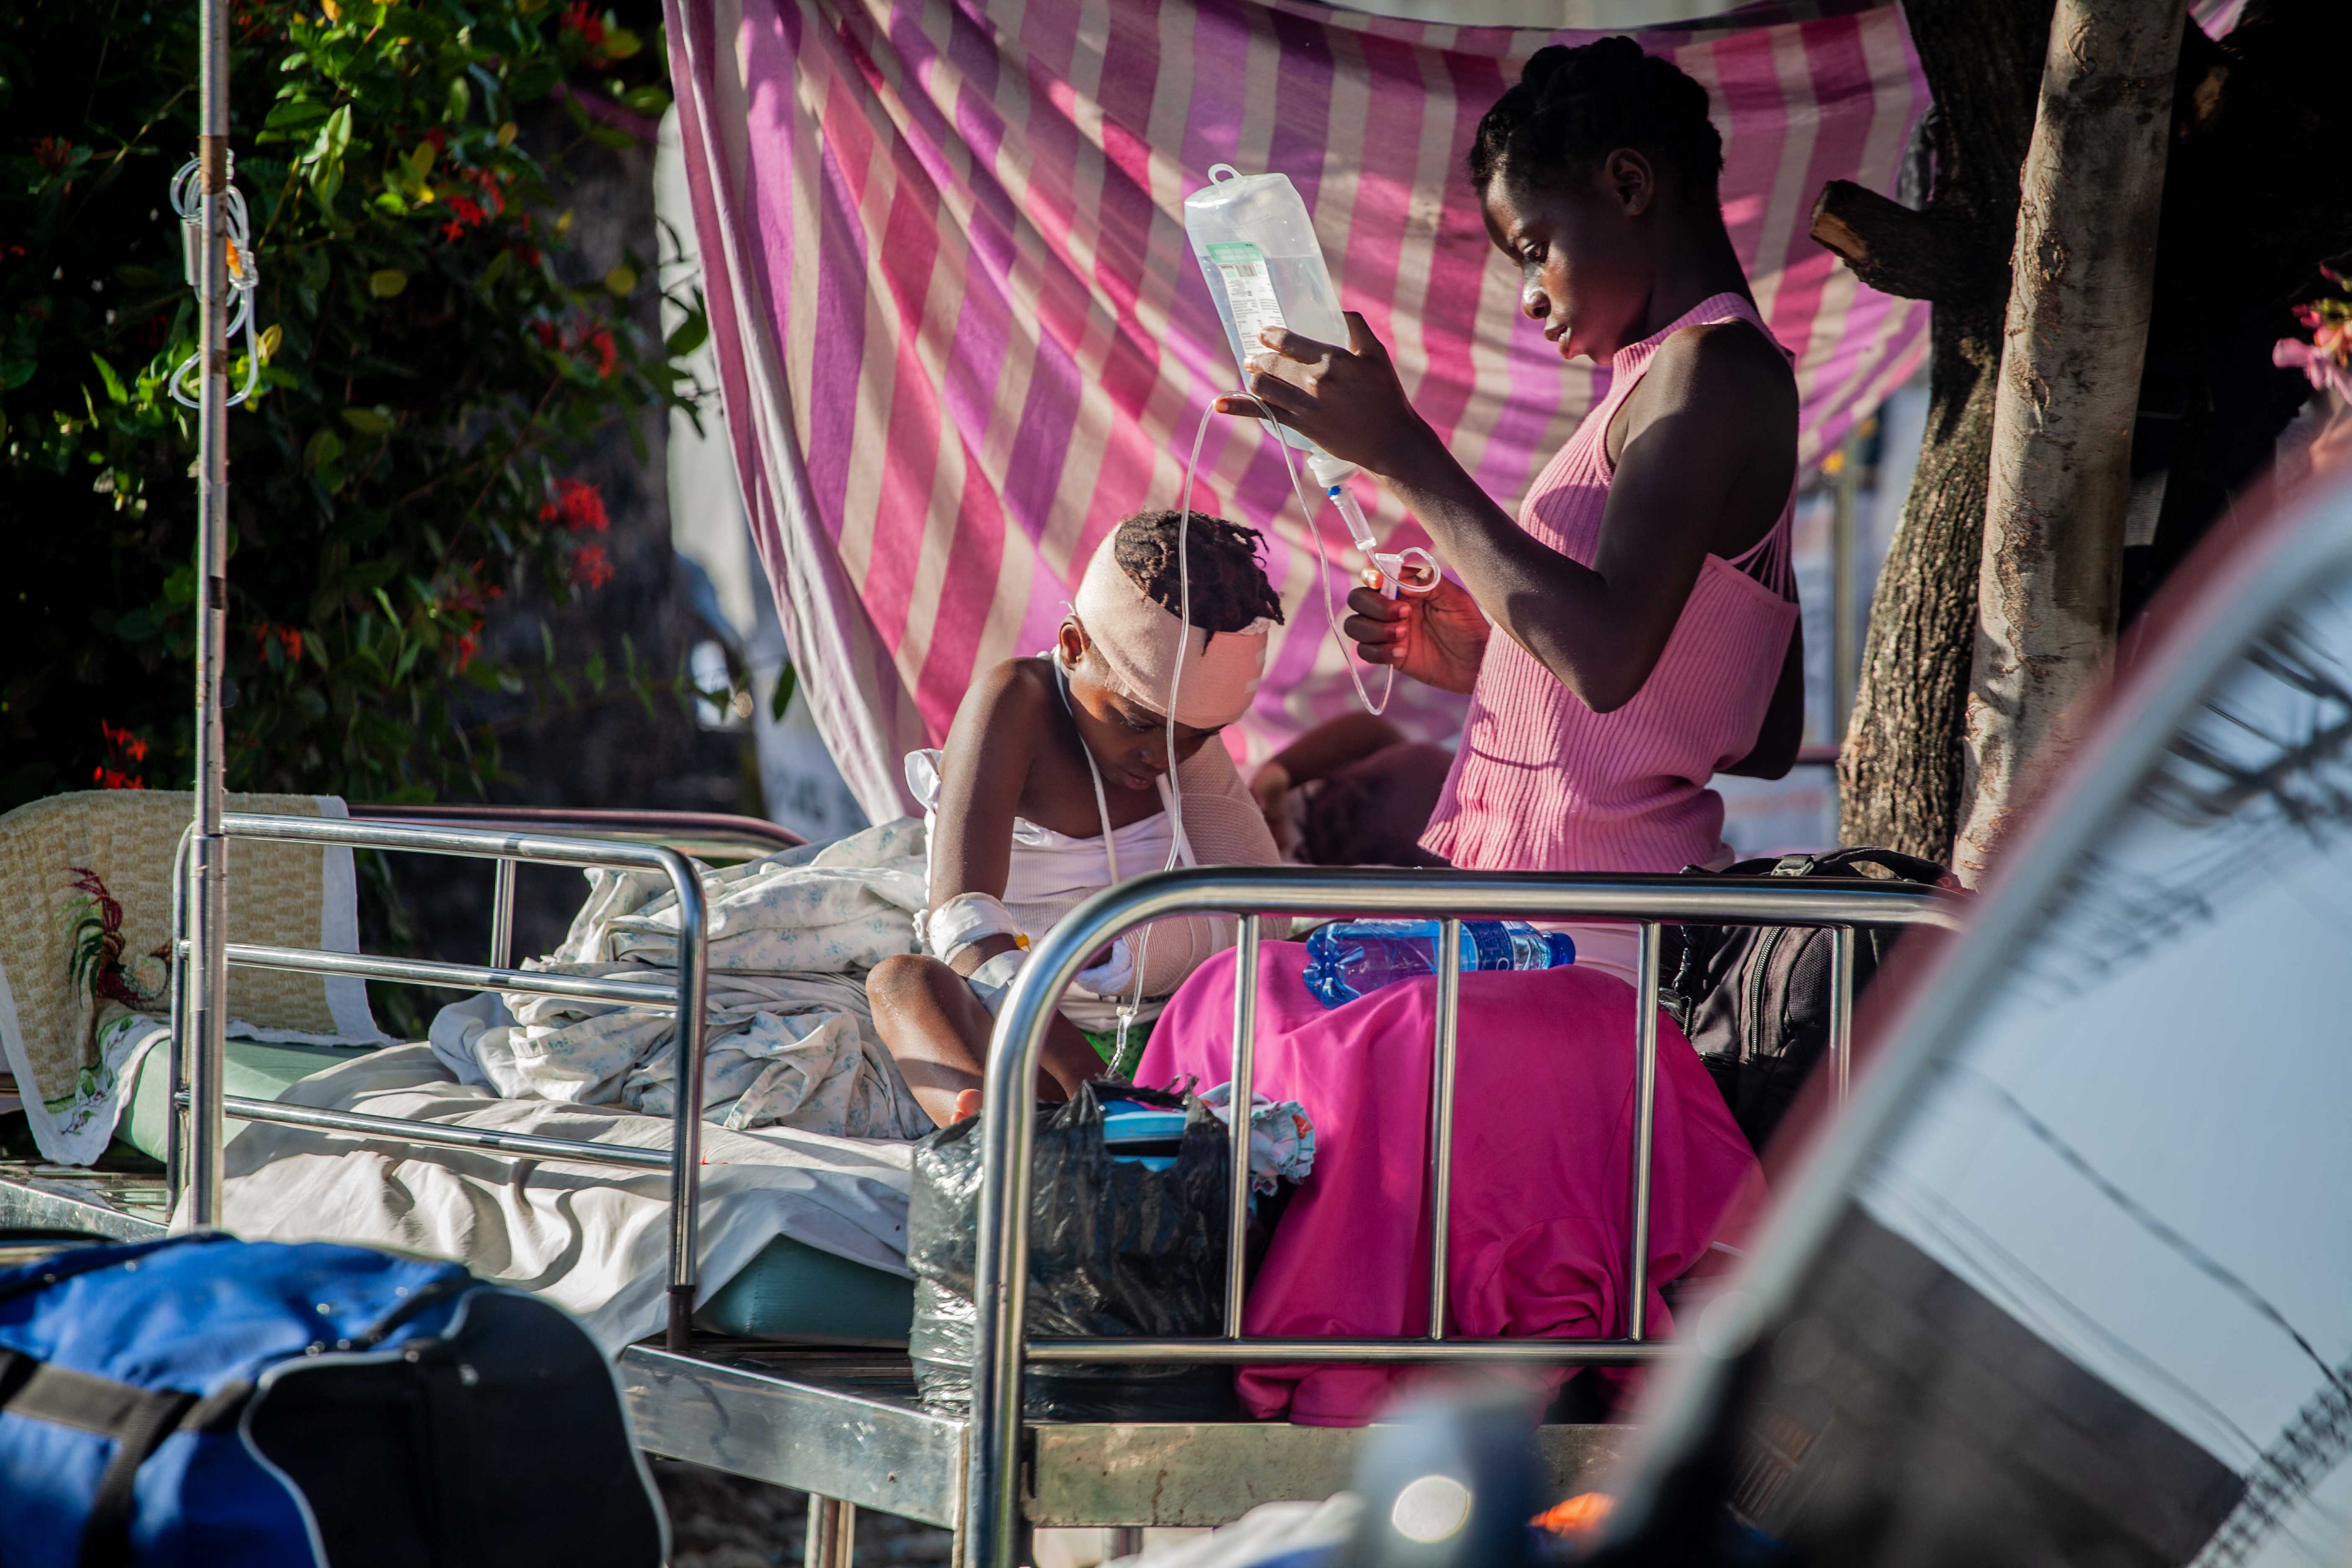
[665,0,1929,820]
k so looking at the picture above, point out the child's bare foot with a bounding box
[953,1089,984,1122]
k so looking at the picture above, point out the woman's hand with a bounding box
[1212,313,1440,479]
[1343,570,1490,694]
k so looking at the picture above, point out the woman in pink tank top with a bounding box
[1221,39,1803,887]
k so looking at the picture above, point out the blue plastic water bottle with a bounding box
[1301,920,1576,1009]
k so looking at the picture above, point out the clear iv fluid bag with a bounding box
[1185,166,1347,455]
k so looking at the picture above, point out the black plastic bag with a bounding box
[907,1081,1236,1419]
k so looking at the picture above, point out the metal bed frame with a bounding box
[0,807,1960,1560]
[65,821,1956,1566]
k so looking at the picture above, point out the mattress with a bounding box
[121,1040,915,1344]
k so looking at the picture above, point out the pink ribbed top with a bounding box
[1420,293,1798,874]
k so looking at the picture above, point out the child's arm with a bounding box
[925,662,1048,977]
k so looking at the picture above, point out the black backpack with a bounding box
[1660,848,1950,1154]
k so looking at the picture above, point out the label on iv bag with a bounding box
[1208,241,1287,359]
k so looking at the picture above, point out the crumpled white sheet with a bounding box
[198,1044,917,1352]
[428,818,934,1140]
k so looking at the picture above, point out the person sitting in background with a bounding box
[867,511,1287,1127]
[1249,710,1453,867]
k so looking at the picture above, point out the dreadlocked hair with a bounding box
[1468,38,1723,201]
[1112,510,1286,645]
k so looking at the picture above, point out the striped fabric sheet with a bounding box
[666,0,1929,820]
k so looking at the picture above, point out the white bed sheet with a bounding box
[187,1043,916,1353]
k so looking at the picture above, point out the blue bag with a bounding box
[0,1231,666,1568]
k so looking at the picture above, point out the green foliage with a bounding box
[0,0,709,811]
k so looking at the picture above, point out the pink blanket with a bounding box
[1135,942,1761,1425]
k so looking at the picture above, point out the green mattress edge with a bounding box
[121,1041,913,1344]
[121,1036,362,1163]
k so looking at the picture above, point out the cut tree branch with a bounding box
[1810,182,2001,306]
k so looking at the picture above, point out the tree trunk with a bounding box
[1951,0,2186,884]
[1824,0,2054,861]
[1821,0,2352,866]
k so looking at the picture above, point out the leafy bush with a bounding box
[0,0,704,811]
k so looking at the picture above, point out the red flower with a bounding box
[423,127,449,155]
[31,136,78,172]
[439,193,489,243]
[98,720,150,764]
[531,317,561,350]
[250,622,304,664]
[561,1,608,49]
[92,768,146,791]
[539,476,609,534]
[580,325,617,379]
[568,542,615,591]
[464,165,507,218]
[452,627,481,671]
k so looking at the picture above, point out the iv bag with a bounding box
[1184,165,1348,454]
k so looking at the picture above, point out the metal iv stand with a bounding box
[183,0,233,1227]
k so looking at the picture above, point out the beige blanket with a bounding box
[0,790,383,1163]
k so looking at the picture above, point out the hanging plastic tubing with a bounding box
[168,153,263,409]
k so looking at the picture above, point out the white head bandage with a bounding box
[1070,529,1271,731]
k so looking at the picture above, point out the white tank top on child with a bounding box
[904,748,1194,1032]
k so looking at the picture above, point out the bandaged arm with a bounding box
[1122,740,1286,998]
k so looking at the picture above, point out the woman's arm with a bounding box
[1252,714,1404,847]
[1259,713,1404,791]
[1230,314,1792,714]
[926,663,1047,976]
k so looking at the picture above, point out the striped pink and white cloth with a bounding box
[664,0,1929,820]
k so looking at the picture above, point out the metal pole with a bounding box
[185,0,232,1229]
[1626,923,1662,1341]
[805,1497,855,1568]
[662,847,710,1354]
[1831,431,1862,744]
[165,831,191,1212]
[490,858,517,970]
[1829,925,1856,1109]
[1426,916,1462,1340]
[1224,915,1259,1337]
[968,921,1110,1568]
[190,1090,676,1169]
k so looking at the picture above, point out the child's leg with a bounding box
[866,955,1112,1128]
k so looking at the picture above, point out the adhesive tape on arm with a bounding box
[927,892,1025,965]
[969,947,1029,990]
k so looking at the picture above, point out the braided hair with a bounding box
[1469,38,1723,201]
[1112,510,1286,645]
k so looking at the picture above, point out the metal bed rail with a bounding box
[966,866,1963,1568]
[168,811,713,1350]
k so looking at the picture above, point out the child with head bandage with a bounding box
[867,510,1288,1128]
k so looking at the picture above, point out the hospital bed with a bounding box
[0,807,1960,1568]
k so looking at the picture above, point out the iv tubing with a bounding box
[1264,417,1398,719]
[1122,394,1398,1036]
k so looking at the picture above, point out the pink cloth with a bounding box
[1135,941,1763,1426]
[1421,293,1801,875]
[664,0,1930,822]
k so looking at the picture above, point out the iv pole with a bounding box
[184,0,232,1225]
